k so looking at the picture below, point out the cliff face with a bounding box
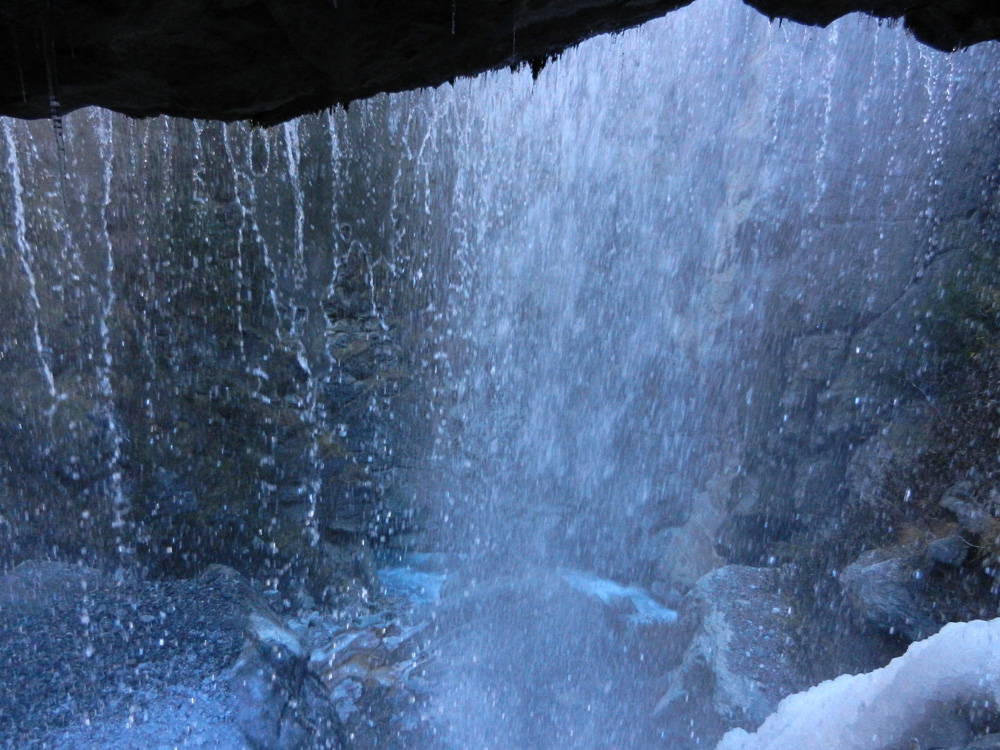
[0,112,425,601]
[0,0,998,124]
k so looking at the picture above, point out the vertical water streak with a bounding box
[95,111,132,566]
[239,131,284,332]
[2,120,59,407]
[324,110,345,350]
[915,43,951,276]
[226,125,283,588]
[810,23,839,217]
[282,120,322,549]
[221,125,248,364]
[140,120,164,438]
[283,121,307,289]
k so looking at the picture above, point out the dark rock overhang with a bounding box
[0,0,998,125]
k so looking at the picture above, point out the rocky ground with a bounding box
[0,560,435,750]
[1,554,687,750]
[4,538,1000,750]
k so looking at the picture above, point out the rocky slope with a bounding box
[0,560,433,750]
[0,0,998,123]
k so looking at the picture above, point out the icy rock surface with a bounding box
[716,618,1000,750]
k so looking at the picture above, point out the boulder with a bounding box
[941,483,992,536]
[840,547,941,641]
[839,539,991,642]
[927,534,970,568]
[654,565,810,748]
[228,610,340,750]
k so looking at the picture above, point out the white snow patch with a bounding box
[716,617,1000,750]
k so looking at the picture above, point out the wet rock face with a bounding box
[838,537,991,642]
[654,566,811,747]
[0,113,426,600]
[0,0,998,123]
[228,611,340,750]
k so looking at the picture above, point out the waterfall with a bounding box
[0,0,999,747]
[380,1,1000,747]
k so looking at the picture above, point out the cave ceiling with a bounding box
[0,0,998,124]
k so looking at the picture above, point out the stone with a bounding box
[840,549,941,641]
[293,606,432,748]
[654,565,810,747]
[927,534,970,568]
[941,486,991,535]
[227,609,340,750]
[836,535,994,646]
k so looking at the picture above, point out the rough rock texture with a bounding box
[0,0,998,123]
[0,112,424,602]
[837,540,985,641]
[0,561,263,748]
[654,566,811,747]
[227,608,340,750]
[0,560,430,750]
